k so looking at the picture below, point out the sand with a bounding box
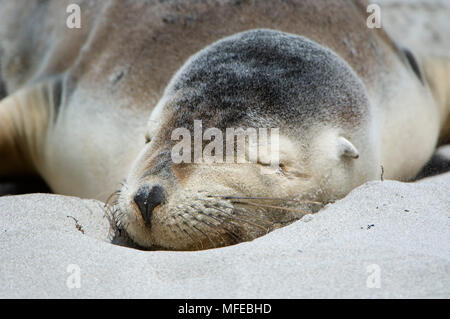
[1,167,449,298]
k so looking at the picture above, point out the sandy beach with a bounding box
[1,151,449,298]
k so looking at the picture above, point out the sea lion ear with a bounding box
[338,137,359,159]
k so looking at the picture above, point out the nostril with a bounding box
[133,184,165,227]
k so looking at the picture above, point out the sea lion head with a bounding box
[113,29,380,250]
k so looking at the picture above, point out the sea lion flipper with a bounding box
[0,82,54,177]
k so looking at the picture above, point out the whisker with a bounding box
[196,219,228,246]
[192,224,216,248]
[194,210,240,242]
[227,205,275,234]
[208,195,323,205]
[193,217,228,245]
[183,210,217,248]
[206,204,269,232]
[104,191,121,213]
[178,214,203,250]
[210,201,273,226]
[232,201,311,216]
[174,223,198,250]
[104,204,119,224]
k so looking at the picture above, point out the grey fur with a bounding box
[162,29,370,138]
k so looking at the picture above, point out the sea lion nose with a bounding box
[133,184,165,227]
